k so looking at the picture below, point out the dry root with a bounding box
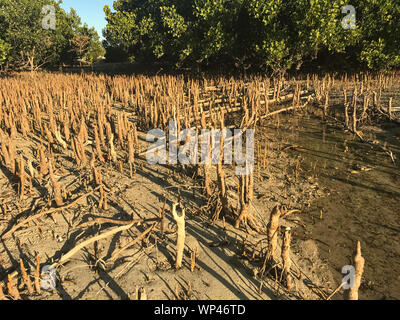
[35,255,41,295]
[172,203,186,269]
[267,205,281,262]
[0,283,6,300]
[347,241,365,300]
[281,227,293,291]
[20,258,34,295]
[7,274,21,300]
[49,159,64,207]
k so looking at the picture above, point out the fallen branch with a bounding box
[354,130,396,164]
[72,217,160,230]
[184,91,309,123]
[52,221,139,268]
[326,282,345,300]
[323,109,397,164]
[374,101,400,124]
[1,186,101,239]
[7,219,154,282]
[259,95,313,121]
[109,223,156,262]
[280,209,302,219]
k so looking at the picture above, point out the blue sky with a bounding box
[60,0,115,39]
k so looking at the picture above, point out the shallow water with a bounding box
[263,112,400,300]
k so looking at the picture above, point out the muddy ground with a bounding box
[1,79,399,300]
[0,112,337,301]
[264,107,400,300]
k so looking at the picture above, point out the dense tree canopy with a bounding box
[0,0,105,70]
[357,0,400,69]
[103,0,400,72]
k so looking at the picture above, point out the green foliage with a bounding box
[104,0,400,72]
[103,0,236,66]
[73,23,106,64]
[0,39,10,66]
[356,0,400,69]
[0,0,104,70]
[2,0,397,71]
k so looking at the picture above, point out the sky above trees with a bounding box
[60,0,114,39]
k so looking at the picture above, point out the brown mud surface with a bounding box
[267,110,400,300]
[0,121,337,300]
[1,72,399,300]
